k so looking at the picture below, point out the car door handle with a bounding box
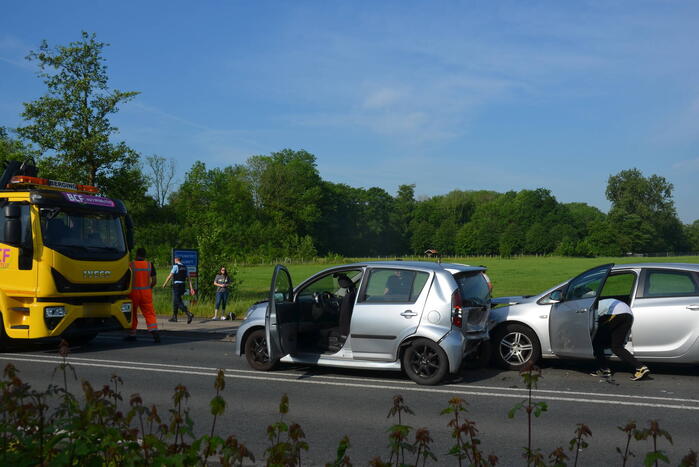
[687,305,699,310]
[576,308,588,313]
[400,310,418,318]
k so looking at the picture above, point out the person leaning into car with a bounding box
[591,298,650,381]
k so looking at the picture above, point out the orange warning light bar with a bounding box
[8,175,100,194]
[76,184,100,193]
[10,175,48,185]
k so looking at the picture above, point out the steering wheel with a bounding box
[313,291,333,308]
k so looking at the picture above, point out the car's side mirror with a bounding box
[548,289,563,303]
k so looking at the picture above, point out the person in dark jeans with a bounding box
[591,298,649,381]
[162,256,195,324]
[211,266,233,320]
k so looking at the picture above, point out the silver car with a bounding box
[235,261,492,385]
[489,263,699,370]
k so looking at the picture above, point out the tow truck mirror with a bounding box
[4,204,20,219]
[3,205,22,245]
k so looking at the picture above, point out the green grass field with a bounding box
[150,255,699,318]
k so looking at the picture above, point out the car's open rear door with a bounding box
[266,264,298,360]
[549,264,614,358]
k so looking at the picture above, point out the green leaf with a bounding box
[209,395,226,416]
[508,402,524,419]
[644,450,670,467]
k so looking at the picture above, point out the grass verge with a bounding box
[151,255,699,318]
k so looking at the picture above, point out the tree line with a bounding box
[154,156,698,261]
[2,32,698,280]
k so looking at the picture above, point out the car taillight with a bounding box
[451,289,463,328]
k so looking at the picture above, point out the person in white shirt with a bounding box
[591,298,649,381]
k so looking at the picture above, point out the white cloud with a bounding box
[361,87,404,110]
[672,157,699,172]
[288,70,523,145]
[130,101,212,131]
[0,35,34,69]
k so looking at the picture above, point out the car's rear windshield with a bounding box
[453,271,490,307]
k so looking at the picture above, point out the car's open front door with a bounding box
[549,264,614,358]
[265,265,298,360]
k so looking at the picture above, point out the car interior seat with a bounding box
[337,274,357,337]
[323,274,358,352]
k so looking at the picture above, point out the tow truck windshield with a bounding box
[40,208,127,261]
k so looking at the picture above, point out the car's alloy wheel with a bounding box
[244,329,277,371]
[493,323,541,371]
[403,339,448,385]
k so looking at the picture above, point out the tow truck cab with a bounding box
[0,160,134,343]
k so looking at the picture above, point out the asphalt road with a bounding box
[2,328,698,465]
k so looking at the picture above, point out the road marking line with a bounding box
[4,353,697,405]
[2,355,698,411]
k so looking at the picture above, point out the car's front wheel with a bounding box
[244,329,277,371]
[403,338,449,385]
[492,323,541,371]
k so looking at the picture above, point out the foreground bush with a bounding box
[0,341,697,466]
[0,341,255,466]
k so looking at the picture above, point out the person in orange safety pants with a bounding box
[125,247,160,343]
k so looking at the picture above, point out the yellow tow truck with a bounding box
[0,160,133,346]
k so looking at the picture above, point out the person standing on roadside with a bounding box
[211,266,234,320]
[590,298,650,381]
[125,247,160,343]
[162,256,195,324]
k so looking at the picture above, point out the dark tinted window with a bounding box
[644,270,699,297]
[360,268,429,303]
[39,208,126,261]
[454,272,490,306]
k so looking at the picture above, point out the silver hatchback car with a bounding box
[235,261,492,385]
[489,263,699,370]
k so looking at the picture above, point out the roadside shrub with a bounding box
[0,340,254,466]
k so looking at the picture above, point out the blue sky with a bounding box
[1,1,698,222]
